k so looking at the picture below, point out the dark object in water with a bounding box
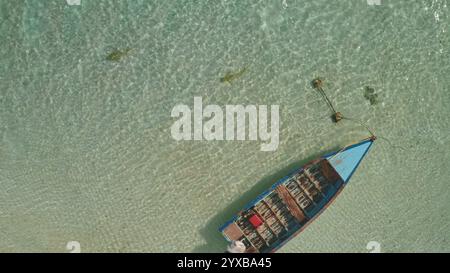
[333,112,344,122]
[364,86,379,105]
[106,48,132,61]
[311,78,323,89]
[220,67,248,84]
[311,78,342,123]
[219,137,376,253]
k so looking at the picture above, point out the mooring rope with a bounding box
[341,116,376,138]
[342,116,407,151]
[312,79,343,123]
[317,86,338,115]
[311,78,406,152]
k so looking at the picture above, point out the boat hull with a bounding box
[219,138,375,253]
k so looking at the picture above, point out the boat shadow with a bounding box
[192,146,339,253]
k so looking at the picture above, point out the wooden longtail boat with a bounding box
[219,137,376,253]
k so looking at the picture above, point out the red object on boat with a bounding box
[248,215,263,228]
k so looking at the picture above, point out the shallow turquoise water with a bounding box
[0,0,449,252]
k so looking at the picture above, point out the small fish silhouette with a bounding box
[106,48,132,62]
[220,67,248,84]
